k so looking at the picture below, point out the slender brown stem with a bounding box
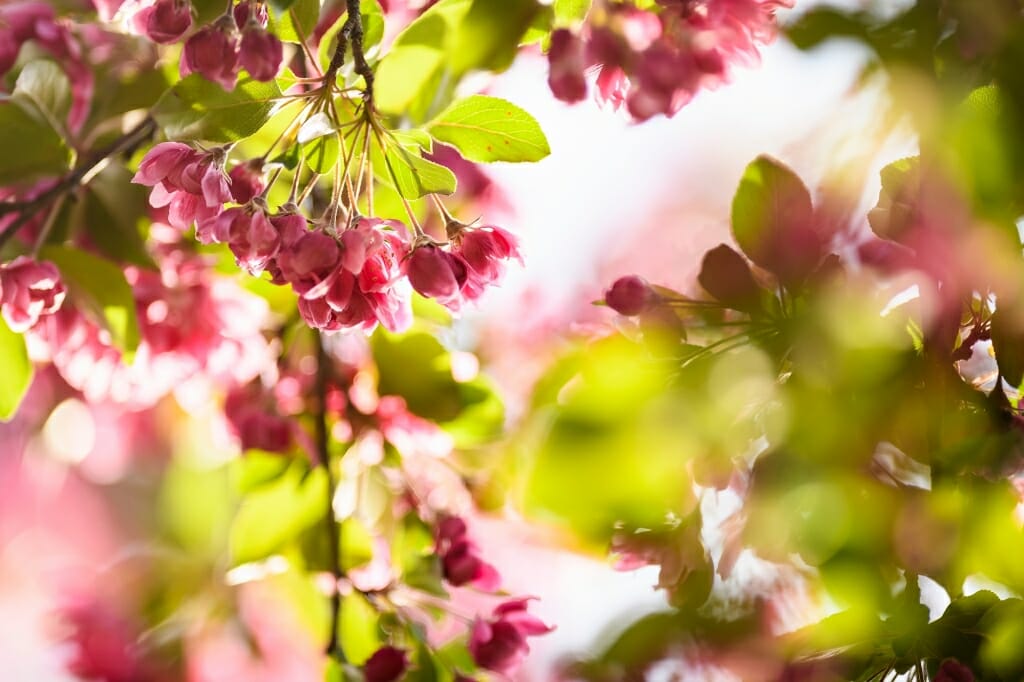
[313,331,345,660]
[325,0,374,102]
[0,116,156,251]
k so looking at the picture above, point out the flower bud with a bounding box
[406,245,465,302]
[548,29,587,104]
[0,256,66,332]
[363,646,408,682]
[604,275,655,316]
[133,0,192,44]
[238,25,282,81]
[180,23,239,90]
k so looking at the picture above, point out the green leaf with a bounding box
[268,0,321,43]
[0,318,33,422]
[426,94,550,163]
[339,592,381,664]
[730,154,819,285]
[304,133,341,174]
[14,60,71,127]
[229,462,327,564]
[372,329,467,421]
[373,13,449,117]
[82,165,156,269]
[38,246,141,359]
[383,144,456,198]
[153,75,283,142]
[554,0,591,24]
[0,99,71,183]
[447,0,540,75]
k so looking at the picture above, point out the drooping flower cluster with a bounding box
[404,224,522,311]
[548,0,793,120]
[0,256,66,333]
[223,381,294,453]
[131,141,524,332]
[127,0,282,88]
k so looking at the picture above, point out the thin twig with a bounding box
[0,116,156,251]
[313,331,345,660]
[325,0,374,102]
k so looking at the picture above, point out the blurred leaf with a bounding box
[697,243,764,314]
[731,155,819,286]
[0,99,71,183]
[38,245,140,359]
[86,67,171,127]
[374,7,453,117]
[447,0,540,74]
[229,462,328,565]
[426,94,550,163]
[340,592,381,664]
[268,0,320,43]
[990,308,1024,387]
[14,60,71,128]
[233,450,292,493]
[786,8,873,51]
[0,317,33,422]
[554,0,590,24]
[373,329,470,421]
[82,165,156,269]
[153,75,283,142]
[160,458,233,554]
[867,156,920,242]
[441,377,505,447]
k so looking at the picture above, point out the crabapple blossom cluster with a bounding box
[132,142,523,332]
[127,0,283,89]
[548,0,793,120]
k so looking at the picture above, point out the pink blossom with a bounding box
[362,646,408,682]
[181,20,240,90]
[133,143,230,230]
[935,659,975,682]
[207,206,281,275]
[233,0,268,29]
[468,598,553,675]
[58,595,161,682]
[132,0,192,44]
[224,383,293,453]
[239,25,283,81]
[435,515,501,591]
[0,256,66,332]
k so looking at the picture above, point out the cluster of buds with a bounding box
[132,0,282,88]
[132,141,524,333]
[548,0,793,121]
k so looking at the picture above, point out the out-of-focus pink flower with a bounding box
[604,274,655,315]
[132,0,192,44]
[435,515,501,591]
[468,598,553,675]
[548,28,588,104]
[30,240,270,408]
[58,594,161,682]
[362,646,408,682]
[0,256,66,332]
[238,24,283,81]
[180,19,239,90]
[224,383,293,453]
[233,0,268,29]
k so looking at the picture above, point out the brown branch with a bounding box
[313,330,345,660]
[0,116,157,252]
[325,0,374,102]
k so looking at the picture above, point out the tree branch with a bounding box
[326,0,374,102]
[0,116,157,252]
[313,330,345,660]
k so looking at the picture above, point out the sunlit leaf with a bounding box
[426,95,550,163]
[0,318,33,422]
[0,99,71,184]
[153,75,283,142]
